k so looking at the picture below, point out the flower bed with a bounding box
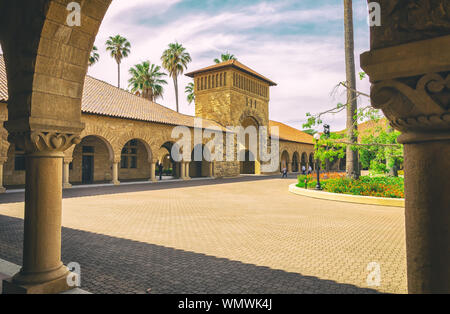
[297,174,404,199]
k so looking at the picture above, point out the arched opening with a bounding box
[309,153,315,172]
[119,139,152,182]
[239,116,260,175]
[71,135,114,184]
[301,152,308,172]
[240,150,256,174]
[292,152,300,173]
[280,150,290,172]
[158,142,181,179]
[189,144,212,178]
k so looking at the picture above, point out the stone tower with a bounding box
[186,60,277,128]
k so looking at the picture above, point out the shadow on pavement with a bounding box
[0,214,379,294]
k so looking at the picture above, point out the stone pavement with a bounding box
[0,178,407,294]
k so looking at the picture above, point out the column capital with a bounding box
[8,131,81,156]
[361,36,450,144]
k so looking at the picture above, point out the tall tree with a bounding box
[89,45,100,67]
[128,61,167,102]
[344,0,359,179]
[106,35,131,88]
[214,52,237,64]
[161,42,192,112]
[185,82,195,105]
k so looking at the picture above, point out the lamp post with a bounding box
[313,133,322,191]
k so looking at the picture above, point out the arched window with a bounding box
[216,74,219,87]
[212,75,215,88]
[220,73,223,87]
[224,72,227,86]
[121,140,138,169]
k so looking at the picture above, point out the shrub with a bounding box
[297,175,404,198]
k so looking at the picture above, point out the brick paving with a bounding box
[0,178,407,294]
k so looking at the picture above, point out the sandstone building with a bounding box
[0,56,314,190]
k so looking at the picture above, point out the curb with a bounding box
[289,184,405,208]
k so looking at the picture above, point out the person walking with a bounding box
[158,162,164,180]
[282,166,288,178]
[302,165,306,175]
[308,165,312,175]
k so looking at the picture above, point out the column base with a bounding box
[183,177,191,181]
[0,187,5,193]
[2,272,76,294]
[111,180,120,186]
[149,178,158,182]
[62,183,72,189]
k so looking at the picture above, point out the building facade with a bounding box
[0,56,314,191]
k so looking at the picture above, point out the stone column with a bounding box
[112,162,120,185]
[149,162,157,182]
[287,161,292,173]
[362,31,450,293]
[183,162,191,180]
[0,158,6,193]
[209,162,214,178]
[62,159,72,189]
[3,132,81,294]
[180,162,186,180]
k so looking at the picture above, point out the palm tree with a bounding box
[89,45,100,67]
[185,82,195,105]
[344,0,359,179]
[161,42,192,112]
[106,35,131,88]
[214,52,237,64]
[128,61,167,102]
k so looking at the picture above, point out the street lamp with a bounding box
[313,133,322,191]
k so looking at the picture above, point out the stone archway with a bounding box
[71,135,115,185]
[118,139,153,182]
[280,150,290,172]
[292,152,300,173]
[189,144,213,178]
[238,115,260,175]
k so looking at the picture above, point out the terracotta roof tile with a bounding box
[269,120,314,144]
[186,60,277,86]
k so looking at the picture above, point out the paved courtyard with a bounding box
[0,177,407,294]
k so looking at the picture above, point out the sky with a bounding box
[1,0,373,132]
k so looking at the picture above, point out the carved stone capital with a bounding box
[8,131,81,156]
[370,72,449,143]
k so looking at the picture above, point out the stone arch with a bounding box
[117,134,153,163]
[0,1,112,139]
[70,135,115,184]
[292,152,300,172]
[280,150,290,171]
[189,144,213,178]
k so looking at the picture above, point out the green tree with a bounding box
[185,82,195,105]
[161,42,192,112]
[128,61,167,102]
[214,52,237,64]
[106,35,131,88]
[89,45,100,67]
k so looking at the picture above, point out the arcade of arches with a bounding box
[0,0,448,294]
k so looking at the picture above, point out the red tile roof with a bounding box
[186,60,277,86]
